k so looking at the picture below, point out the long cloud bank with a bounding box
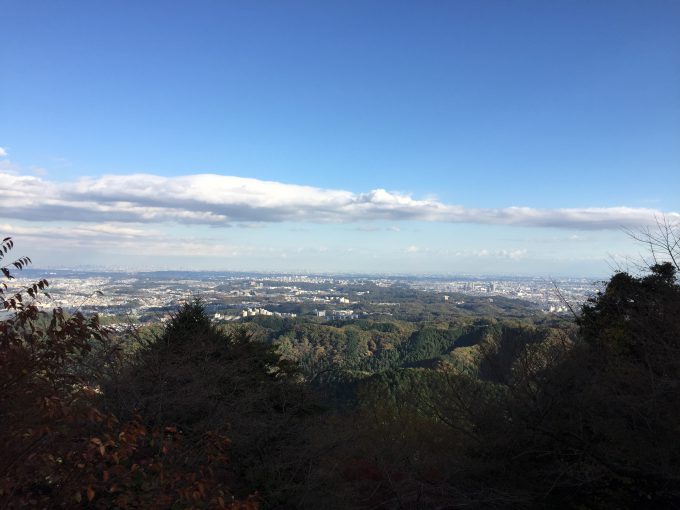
[1,172,677,230]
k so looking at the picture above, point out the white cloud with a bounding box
[0,171,677,230]
[498,249,528,260]
[0,147,7,158]
[0,222,152,241]
[0,222,252,259]
[440,248,527,260]
[237,223,267,229]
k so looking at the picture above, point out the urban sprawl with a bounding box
[14,270,601,327]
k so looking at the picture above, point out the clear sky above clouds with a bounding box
[1,0,679,275]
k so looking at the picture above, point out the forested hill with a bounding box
[240,313,571,396]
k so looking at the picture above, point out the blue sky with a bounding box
[1,0,678,275]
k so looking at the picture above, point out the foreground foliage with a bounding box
[0,239,256,509]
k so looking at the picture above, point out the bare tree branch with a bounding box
[623,214,680,271]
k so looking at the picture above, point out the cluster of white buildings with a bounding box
[314,308,361,320]
[212,308,299,322]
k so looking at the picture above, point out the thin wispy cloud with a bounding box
[0,171,677,230]
[0,222,250,259]
[0,222,157,242]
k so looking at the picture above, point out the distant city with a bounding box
[14,269,602,326]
